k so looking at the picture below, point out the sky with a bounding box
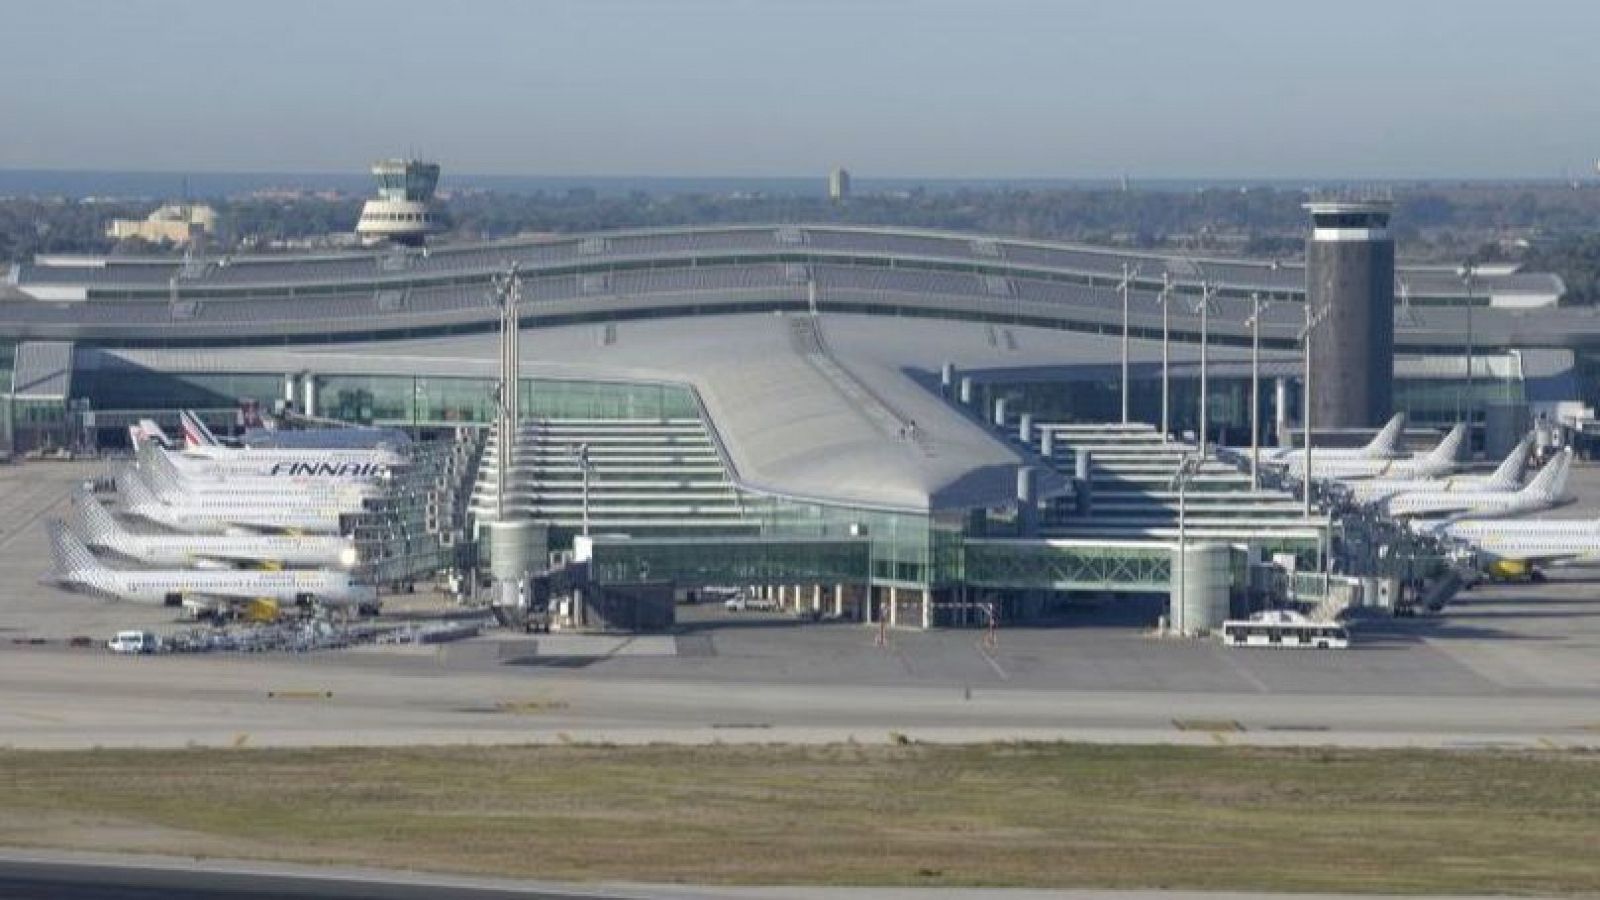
[4,0,1600,180]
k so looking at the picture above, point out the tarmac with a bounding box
[1,460,1598,751]
[0,850,1552,900]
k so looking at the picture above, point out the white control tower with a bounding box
[355,159,446,247]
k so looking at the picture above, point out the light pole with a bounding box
[1458,260,1478,455]
[1159,271,1173,441]
[1190,280,1214,456]
[567,441,593,537]
[1246,291,1266,489]
[1118,262,1138,424]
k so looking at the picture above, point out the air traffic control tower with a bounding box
[356,159,446,247]
[1304,199,1396,428]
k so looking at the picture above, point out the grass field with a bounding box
[1,743,1597,893]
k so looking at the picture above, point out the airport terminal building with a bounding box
[0,216,1588,627]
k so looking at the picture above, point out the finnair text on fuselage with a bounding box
[268,461,390,478]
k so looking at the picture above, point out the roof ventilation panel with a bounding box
[983,274,1014,297]
[775,226,805,245]
[578,237,609,255]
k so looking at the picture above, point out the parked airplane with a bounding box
[1378,448,1572,520]
[47,520,376,620]
[1433,515,1600,577]
[118,469,349,535]
[1338,434,1531,505]
[1262,413,1407,463]
[1285,423,1466,481]
[173,412,402,477]
[133,438,380,503]
[74,493,359,570]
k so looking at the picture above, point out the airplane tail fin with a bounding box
[1523,448,1573,502]
[1364,413,1406,456]
[138,419,171,449]
[180,410,220,450]
[46,519,103,578]
[117,467,161,509]
[138,448,185,498]
[1423,423,1467,467]
[1484,434,1533,489]
[72,492,123,545]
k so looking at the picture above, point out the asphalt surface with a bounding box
[0,858,614,899]
[1,461,1597,751]
[0,852,1532,900]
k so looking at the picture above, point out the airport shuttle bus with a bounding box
[1220,612,1350,649]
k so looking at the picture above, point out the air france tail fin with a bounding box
[1363,413,1406,456]
[180,410,220,450]
[1523,448,1573,502]
[46,519,103,578]
[1484,434,1533,490]
[1423,423,1466,466]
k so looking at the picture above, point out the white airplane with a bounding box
[171,412,402,478]
[1338,434,1531,505]
[47,520,376,620]
[1286,423,1465,482]
[1429,516,1600,580]
[1263,413,1407,463]
[118,468,349,535]
[132,436,379,504]
[74,493,359,570]
[1378,448,1572,520]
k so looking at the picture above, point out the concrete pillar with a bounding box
[993,397,1009,428]
[811,584,822,612]
[833,583,845,618]
[1018,413,1033,445]
[1274,377,1289,446]
[940,362,957,395]
[283,373,297,404]
[1016,465,1038,537]
[1074,449,1093,515]
[1040,429,1055,460]
[888,586,899,628]
[959,376,975,406]
[921,588,932,630]
[301,372,317,418]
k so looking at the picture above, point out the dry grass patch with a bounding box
[0,743,1595,892]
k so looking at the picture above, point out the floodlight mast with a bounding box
[1119,262,1137,424]
[1159,271,1173,442]
[492,263,522,521]
[1198,279,1212,456]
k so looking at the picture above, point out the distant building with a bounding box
[106,203,217,246]
[828,166,851,202]
[355,159,447,247]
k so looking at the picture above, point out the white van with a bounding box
[107,630,160,654]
